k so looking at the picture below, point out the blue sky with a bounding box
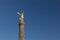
[0,0,60,40]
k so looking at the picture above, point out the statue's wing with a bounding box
[17,12,20,15]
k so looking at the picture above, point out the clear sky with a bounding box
[0,0,60,40]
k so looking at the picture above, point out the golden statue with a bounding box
[17,11,24,20]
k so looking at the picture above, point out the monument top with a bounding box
[17,11,24,20]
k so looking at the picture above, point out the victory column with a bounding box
[17,11,24,40]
